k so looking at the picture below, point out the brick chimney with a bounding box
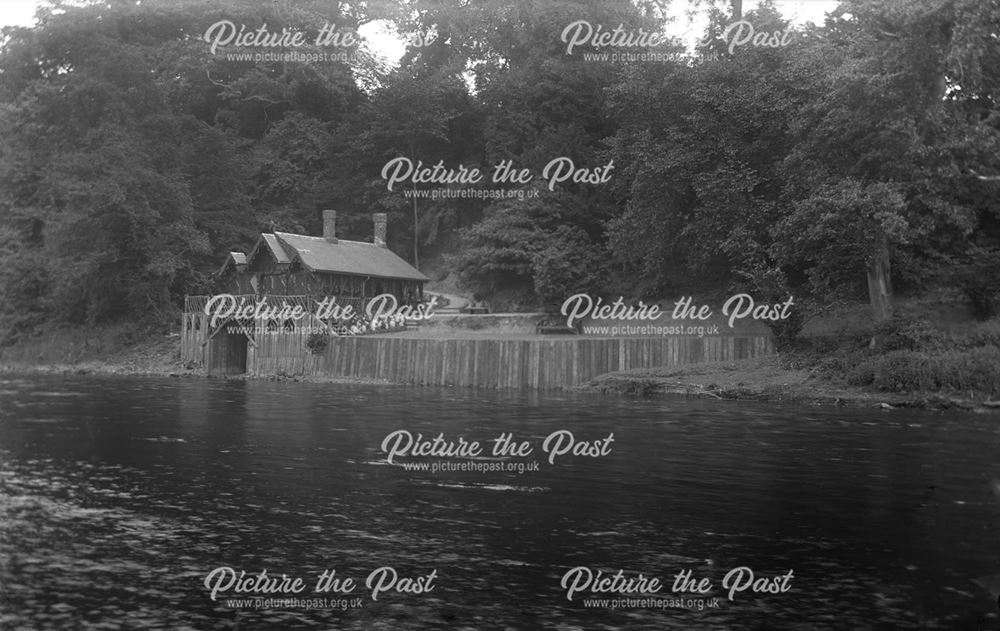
[322,209,338,243]
[373,213,387,247]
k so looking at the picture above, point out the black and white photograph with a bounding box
[1,0,999,628]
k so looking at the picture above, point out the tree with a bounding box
[451,191,613,307]
[335,62,480,265]
[605,3,796,300]
[778,0,998,329]
[0,0,383,338]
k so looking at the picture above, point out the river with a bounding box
[1,374,998,629]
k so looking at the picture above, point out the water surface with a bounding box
[1,374,999,629]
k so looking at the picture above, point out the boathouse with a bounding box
[217,210,427,303]
[181,211,775,385]
[183,210,428,374]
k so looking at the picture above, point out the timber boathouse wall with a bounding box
[182,300,774,389]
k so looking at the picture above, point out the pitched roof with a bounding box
[218,251,248,275]
[247,233,292,268]
[273,232,429,282]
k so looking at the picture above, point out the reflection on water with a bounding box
[1,374,1000,629]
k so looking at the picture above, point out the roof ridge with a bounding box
[273,231,377,246]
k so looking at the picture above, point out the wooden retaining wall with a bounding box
[266,335,773,389]
[180,306,775,388]
[180,312,208,365]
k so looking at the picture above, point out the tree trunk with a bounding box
[867,236,893,347]
[732,0,742,21]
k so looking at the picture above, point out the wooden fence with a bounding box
[273,335,773,389]
[181,295,775,388]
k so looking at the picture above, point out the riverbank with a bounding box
[0,333,395,385]
[581,355,1000,412]
[0,333,194,378]
[4,314,999,412]
[580,305,1000,413]
[4,340,996,413]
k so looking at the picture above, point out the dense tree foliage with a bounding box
[0,0,997,342]
[607,0,1000,325]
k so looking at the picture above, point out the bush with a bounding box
[305,332,329,355]
[951,322,1000,350]
[845,361,877,386]
[814,355,852,379]
[766,303,810,352]
[793,311,1000,398]
[952,247,1000,320]
[780,334,870,372]
[935,346,1000,397]
[874,316,945,352]
[869,351,937,392]
[844,347,1000,397]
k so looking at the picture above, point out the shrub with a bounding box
[869,351,937,393]
[814,355,852,379]
[951,321,1000,351]
[935,346,1000,397]
[767,308,806,352]
[799,312,1000,398]
[952,247,1000,320]
[305,332,330,355]
[845,361,877,386]
[875,316,945,352]
[781,334,869,373]
[845,347,1000,397]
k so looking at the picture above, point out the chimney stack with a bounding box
[373,213,387,247]
[322,209,338,243]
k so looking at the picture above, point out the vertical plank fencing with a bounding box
[180,311,208,365]
[240,335,774,390]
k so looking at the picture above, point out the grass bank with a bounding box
[0,325,192,377]
[583,310,1000,412]
[0,325,394,386]
[582,356,997,411]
